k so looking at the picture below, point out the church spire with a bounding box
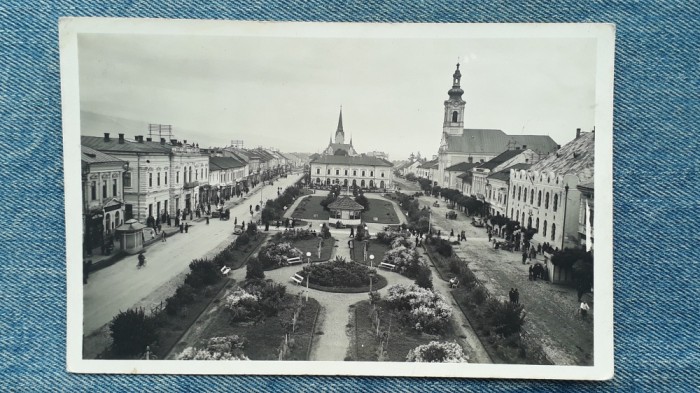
[334,106,345,144]
[448,63,464,99]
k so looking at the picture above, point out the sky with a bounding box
[78,32,598,161]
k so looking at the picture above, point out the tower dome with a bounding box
[448,63,464,98]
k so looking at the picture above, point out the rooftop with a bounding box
[328,196,364,211]
[445,129,559,155]
[478,149,528,170]
[530,132,595,182]
[209,156,246,171]
[81,145,125,165]
[446,162,478,172]
[81,135,171,154]
[311,155,393,167]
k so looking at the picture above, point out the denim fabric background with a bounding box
[1,1,698,391]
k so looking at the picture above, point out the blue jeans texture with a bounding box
[0,1,698,391]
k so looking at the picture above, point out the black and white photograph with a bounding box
[61,19,614,379]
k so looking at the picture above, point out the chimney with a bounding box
[118,133,125,144]
[103,133,110,142]
[146,137,152,142]
[576,128,581,139]
[160,138,166,145]
[135,135,144,143]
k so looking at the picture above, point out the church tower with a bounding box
[334,108,345,144]
[443,63,466,136]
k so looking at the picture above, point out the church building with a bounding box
[322,108,358,156]
[436,64,560,188]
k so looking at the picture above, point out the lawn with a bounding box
[173,291,321,361]
[229,233,269,269]
[349,239,391,266]
[352,299,464,362]
[291,195,401,225]
[290,237,335,262]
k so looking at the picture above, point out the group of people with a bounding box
[448,229,467,242]
[528,263,547,281]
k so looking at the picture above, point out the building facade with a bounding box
[310,155,394,190]
[470,149,539,199]
[208,156,248,204]
[508,131,595,250]
[435,64,559,187]
[577,182,594,251]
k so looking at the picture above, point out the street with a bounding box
[83,173,303,337]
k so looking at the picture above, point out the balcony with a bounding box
[184,181,199,189]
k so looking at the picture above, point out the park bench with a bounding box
[220,266,231,275]
[379,262,396,270]
[286,257,302,265]
[290,273,305,285]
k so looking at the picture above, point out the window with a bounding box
[149,173,153,187]
[90,181,96,200]
[327,169,330,175]
[551,223,556,241]
[530,189,534,204]
[353,170,357,176]
[553,194,559,212]
[176,171,180,183]
[536,218,540,232]
[524,187,528,202]
[518,186,522,200]
[123,172,131,188]
[545,192,550,209]
[157,173,161,186]
[189,167,193,183]
[511,208,514,219]
[362,170,366,176]
[102,180,107,197]
[381,172,384,178]
[522,212,525,225]
[513,187,516,198]
[370,171,374,177]
[164,172,168,185]
[452,111,458,122]
[112,179,117,196]
[344,169,348,176]
[538,190,542,206]
[335,169,339,175]
[316,168,320,175]
[543,220,548,236]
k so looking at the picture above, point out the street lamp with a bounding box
[306,251,312,301]
[369,254,375,293]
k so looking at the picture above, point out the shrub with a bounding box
[235,232,251,248]
[185,259,220,289]
[415,265,433,290]
[448,257,461,275]
[320,224,332,239]
[110,308,158,358]
[177,335,249,360]
[246,222,258,236]
[386,284,452,334]
[484,298,525,336]
[303,258,372,288]
[259,242,303,269]
[406,341,468,363]
[246,257,265,281]
[355,225,368,241]
[382,246,425,278]
[432,238,453,257]
[280,228,316,241]
[355,194,369,211]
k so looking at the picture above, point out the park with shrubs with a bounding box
[296,256,388,293]
[291,185,401,225]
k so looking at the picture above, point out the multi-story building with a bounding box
[484,163,531,217]
[310,155,394,190]
[81,146,128,253]
[577,182,594,251]
[508,130,594,250]
[208,156,248,204]
[164,139,210,215]
[436,63,559,187]
[82,133,172,223]
[416,159,439,183]
[443,162,478,190]
[470,149,540,200]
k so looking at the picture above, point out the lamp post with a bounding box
[369,254,375,293]
[306,251,311,301]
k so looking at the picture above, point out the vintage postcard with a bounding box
[61,18,615,379]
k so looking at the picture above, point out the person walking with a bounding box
[179,223,184,233]
[528,265,533,280]
[234,217,238,226]
[509,288,515,303]
[185,222,189,233]
[350,226,354,238]
[161,231,167,242]
[579,302,590,319]
[265,221,269,231]
[514,289,520,304]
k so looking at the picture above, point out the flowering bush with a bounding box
[406,341,468,363]
[224,282,287,322]
[386,284,453,334]
[259,242,303,269]
[177,335,249,360]
[280,229,316,241]
[376,230,404,245]
[383,246,425,278]
[391,236,414,249]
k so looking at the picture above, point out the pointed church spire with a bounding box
[336,106,344,134]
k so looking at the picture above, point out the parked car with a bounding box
[471,218,485,227]
[433,201,440,208]
[446,210,458,220]
[233,225,244,235]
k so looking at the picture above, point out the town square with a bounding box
[72,24,601,369]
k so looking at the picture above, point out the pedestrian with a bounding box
[450,229,454,238]
[350,227,355,238]
[161,231,167,242]
[179,223,184,233]
[415,236,419,247]
[190,211,193,221]
[185,223,189,233]
[234,217,238,225]
[528,265,533,280]
[437,230,441,238]
[537,244,542,254]
[579,302,590,319]
[249,204,252,212]
[276,220,280,229]
[241,221,245,231]
[265,222,269,231]
[522,251,528,264]
[488,231,492,242]
[206,216,210,225]
[508,288,515,303]
[514,289,520,304]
